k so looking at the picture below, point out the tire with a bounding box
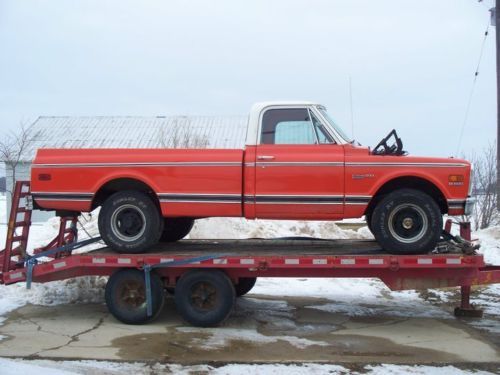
[98,190,162,253]
[160,218,194,242]
[365,213,373,233]
[234,277,257,297]
[371,188,442,254]
[175,270,235,327]
[105,269,165,324]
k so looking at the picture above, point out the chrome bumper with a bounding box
[464,197,476,216]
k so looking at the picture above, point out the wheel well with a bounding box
[92,178,160,210]
[365,176,448,217]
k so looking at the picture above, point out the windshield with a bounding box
[317,107,352,143]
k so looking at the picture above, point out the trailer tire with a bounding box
[175,270,235,327]
[234,277,257,297]
[105,269,165,324]
[371,188,442,254]
[99,190,162,253]
[160,218,195,242]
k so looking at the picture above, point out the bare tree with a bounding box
[158,117,209,149]
[0,122,35,198]
[466,142,498,230]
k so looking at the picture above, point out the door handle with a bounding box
[257,155,275,160]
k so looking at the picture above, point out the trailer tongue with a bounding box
[1,181,499,326]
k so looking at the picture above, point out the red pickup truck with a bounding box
[31,102,474,254]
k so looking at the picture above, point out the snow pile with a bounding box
[189,217,373,240]
[476,225,500,265]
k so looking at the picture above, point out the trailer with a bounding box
[1,181,499,327]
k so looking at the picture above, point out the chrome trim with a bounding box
[346,162,468,168]
[34,198,92,202]
[31,191,93,195]
[32,162,241,168]
[159,200,239,204]
[256,162,343,167]
[255,202,342,205]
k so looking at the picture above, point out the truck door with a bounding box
[253,107,344,219]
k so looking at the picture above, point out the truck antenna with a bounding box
[349,76,355,140]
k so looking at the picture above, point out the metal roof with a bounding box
[20,115,249,161]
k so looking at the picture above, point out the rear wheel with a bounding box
[105,269,165,324]
[371,189,442,254]
[160,218,195,242]
[98,190,162,253]
[175,270,235,327]
[365,213,373,233]
[234,277,257,297]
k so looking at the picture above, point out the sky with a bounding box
[0,0,496,159]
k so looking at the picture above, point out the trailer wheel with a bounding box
[105,269,165,324]
[175,270,235,327]
[234,277,257,297]
[371,188,442,254]
[160,218,195,242]
[99,190,162,253]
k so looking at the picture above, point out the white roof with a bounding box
[20,115,249,161]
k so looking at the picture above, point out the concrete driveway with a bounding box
[0,294,498,365]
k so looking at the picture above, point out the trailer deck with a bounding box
[1,238,493,287]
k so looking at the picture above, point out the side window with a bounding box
[261,108,316,145]
[311,112,334,144]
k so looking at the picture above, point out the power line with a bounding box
[455,22,491,156]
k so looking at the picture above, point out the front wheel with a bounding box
[98,190,162,253]
[371,189,442,254]
[105,269,165,324]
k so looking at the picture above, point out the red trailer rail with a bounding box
[1,181,499,326]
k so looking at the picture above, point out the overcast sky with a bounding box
[0,0,496,158]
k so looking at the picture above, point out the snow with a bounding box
[476,225,500,265]
[0,358,495,375]
[188,217,374,240]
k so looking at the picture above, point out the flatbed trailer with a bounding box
[1,181,499,327]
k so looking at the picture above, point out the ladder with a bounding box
[1,181,79,279]
[1,181,32,274]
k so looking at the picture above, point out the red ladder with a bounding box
[1,181,79,281]
[1,181,32,274]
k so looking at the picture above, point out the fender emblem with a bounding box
[352,174,375,180]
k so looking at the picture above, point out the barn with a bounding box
[4,115,248,222]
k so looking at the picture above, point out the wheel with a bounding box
[174,270,235,327]
[371,188,442,254]
[160,218,194,242]
[105,269,165,324]
[98,190,162,253]
[234,277,257,297]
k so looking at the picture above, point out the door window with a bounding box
[261,108,316,145]
[311,111,334,144]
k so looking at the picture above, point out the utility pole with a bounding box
[495,2,500,209]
